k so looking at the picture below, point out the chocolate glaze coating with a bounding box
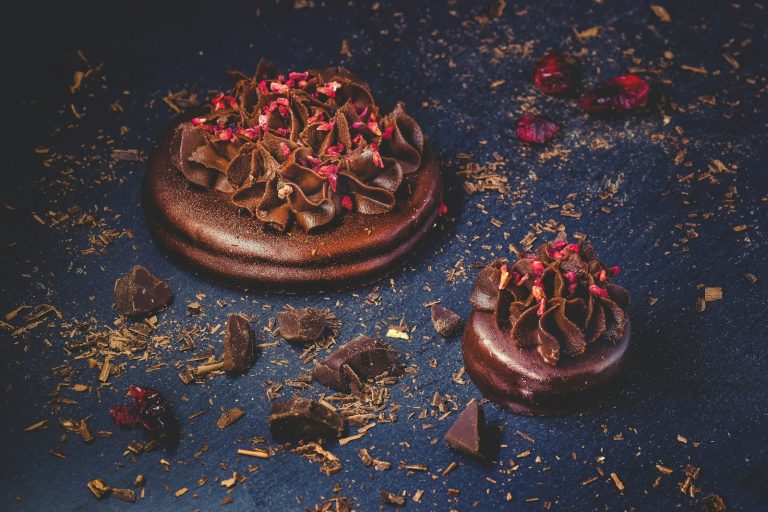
[462,310,630,416]
[142,117,442,291]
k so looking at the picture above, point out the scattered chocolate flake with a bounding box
[312,335,402,392]
[610,472,625,492]
[114,265,172,316]
[293,442,342,475]
[385,325,411,340]
[444,400,486,459]
[24,419,48,432]
[222,313,256,374]
[380,491,406,506]
[111,488,136,503]
[745,273,758,284]
[111,149,144,162]
[358,448,373,467]
[268,397,344,441]
[704,287,723,302]
[237,448,270,459]
[702,494,727,512]
[217,407,245,429]
[431,304,463,337]
[651,5,671,22]
[278,307,336,342]
[87,479,110,499]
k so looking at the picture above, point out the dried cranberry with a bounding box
[579,74,649,113]
[111,385,178,444]
[534,53,577,95]
[516,115,560,144]
[110,403,140,427]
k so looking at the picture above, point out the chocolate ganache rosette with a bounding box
[143,59,443,291]
[172,60,425,233]
[462,235,631,415]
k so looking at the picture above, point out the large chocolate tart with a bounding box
[462,235,631,415]
[142,61,442,291]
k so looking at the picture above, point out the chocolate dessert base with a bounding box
[142,119,442,292]
[462,310,630,416]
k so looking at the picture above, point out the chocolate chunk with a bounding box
[114,265,172,316]
[312,335,401,392]
[444,400,486,459]
[222,313,255,374]
[268,397,344,441]
[278,307,333,342]
[431,304,463,337]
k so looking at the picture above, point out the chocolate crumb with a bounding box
[223,314,256,374]
[431,304,463,337]
[113,265,172,316]
[268,397,344,441]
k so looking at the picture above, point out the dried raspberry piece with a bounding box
[534,53,577,95]
[110,403,140,427]
[579,74,649,113]
[516,115,560,144]
[111,385,178,444]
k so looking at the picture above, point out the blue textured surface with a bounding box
[1,1,767,510]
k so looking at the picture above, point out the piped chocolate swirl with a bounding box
[171,59,425,233]
[469,234,629,366]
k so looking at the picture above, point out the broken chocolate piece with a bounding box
[268,397,344,441]
[312,335,402,392]
[113,265,172,316]
[222,314,255,374]
[278,307,333,342]
[444,400,486,459]
[431,304,463,337]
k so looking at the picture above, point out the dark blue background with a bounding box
[1,1,766,510]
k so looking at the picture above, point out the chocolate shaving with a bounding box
[217,407,245,429]
[113,265,172,316]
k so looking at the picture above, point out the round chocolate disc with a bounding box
[462,310,630,416]
[142,119,442,291]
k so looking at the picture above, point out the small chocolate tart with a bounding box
[462,235,631,416]
[143,61,442,291]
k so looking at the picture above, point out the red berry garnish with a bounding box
[516,115,561,144]
[534,53,577,95]
[111,385,178,445]
[579,74,649,113]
